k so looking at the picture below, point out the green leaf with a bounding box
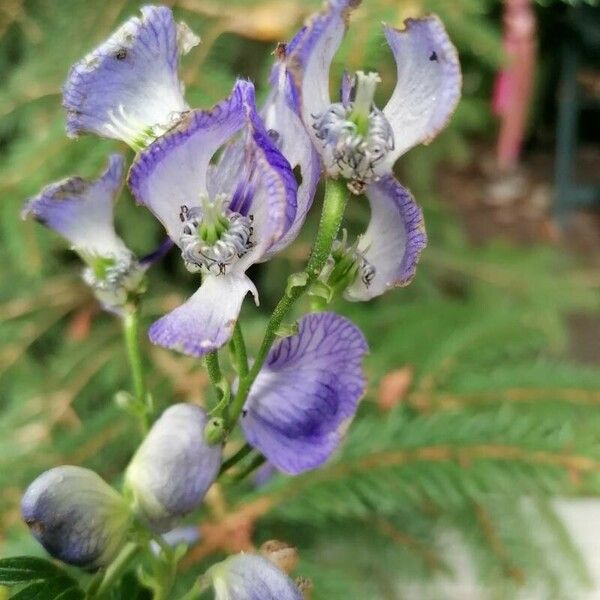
[0,557,83,600]
[0,557,66,585]
[10,578,83,600]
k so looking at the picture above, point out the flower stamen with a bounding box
[179,193,254,275]
[312,71,394,194]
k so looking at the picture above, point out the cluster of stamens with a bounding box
[326,230,376,289]
[178,193,254,275]
[312,72,394,194]
[82,251,145,309]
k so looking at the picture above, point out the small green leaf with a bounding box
[0,557,84,600]
[274,321,299,338]
[285,272,308,297]
[307,280,333,303]
[10,577,83,600]
[0,557,66,585]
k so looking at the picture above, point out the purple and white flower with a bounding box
[125,403,222,532]
[241,312,368,474]
[21,466,130,568]
[286,0,461,300]
[128,79,298,357]
[63,5,199,149]
[260,49,322,257]
[205,554,303,600]
[22,154,146,313]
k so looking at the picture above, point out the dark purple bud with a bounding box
[21,466,130,568]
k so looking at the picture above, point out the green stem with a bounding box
[227,178,348,428]
[92,542,140,598]
[122,308,151,429]
[218,443,253,476]
[231,454,266,482]
[205,351,223,389]
[230,321,249,378]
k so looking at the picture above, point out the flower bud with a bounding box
[206,554,303,600]
[125,403,222,532]
[21,466,130,569]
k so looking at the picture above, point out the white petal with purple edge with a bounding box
[129,79,296,257]
[242,312,367,474]
[22,154,128,259]
[261,62,321,257]
[63,6,198,146]
[208,554,303,600]
[148,273,257,357]
[287,0,360,149]
[382,15,461,165]
[129,81,249,242]
[345,175,427,301]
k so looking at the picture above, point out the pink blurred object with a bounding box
[493,0,537,171]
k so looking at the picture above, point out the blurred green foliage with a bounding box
[1,0,600,598]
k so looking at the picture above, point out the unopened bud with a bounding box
[125,404,222,532]
[206,554,302,600]
[21,466,130,568]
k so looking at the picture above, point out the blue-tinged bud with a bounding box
[206,554,304,600]
[21,466,131,569]
[125,403,222,532]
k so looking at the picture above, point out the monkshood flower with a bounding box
[286,0,461,300]
[22,154,146,314]
[63,5,199,150]
[205,554,303,600]
[128,80,297,357]
[241,312,367,474]
[125,403,222,532]
[21,466,130,569]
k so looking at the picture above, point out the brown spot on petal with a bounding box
[26,519,45,536]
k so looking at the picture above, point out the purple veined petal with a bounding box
[63,6,199,147]
[207,554,303,600]
[207,76,299,257]
[382,15,461,166]
[241,312,368,474]
[345,175,427,301]
[287,0,361,145]
[260,62,321,258]
[125,404,222,532]
[21,466,130,568]
[148,273,257,357]
[129,80,250,242]
[22,154,129,260]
